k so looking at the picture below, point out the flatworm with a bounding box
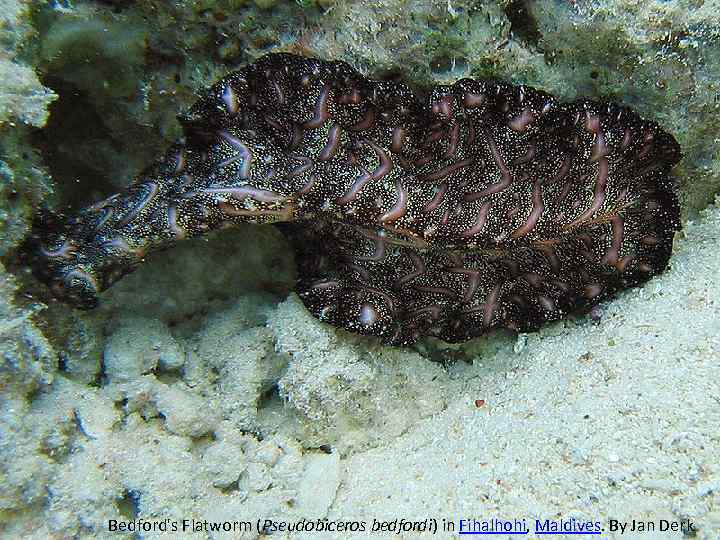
[29,53,682,345]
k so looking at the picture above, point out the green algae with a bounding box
[0,1,55,256]
[0,131,54,256]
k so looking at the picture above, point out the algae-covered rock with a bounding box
[0,148,52,257]
[154,383,216,437]
[0,261,54,400]
[0,261,56,514]
[0,58,55,127]
[0,0,56,255]
[194,317,285,428]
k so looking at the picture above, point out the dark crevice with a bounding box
[29,77,121,209]
[190,432,217,458]
[97,350,108,388]
[504,0,543,49]
[218,480,240,494]
[256,383,281,412]
[57,353,68,373]
[153,365,183,385]
[93,0,136,11]
[114,397,129,411]
[116,489,141,519]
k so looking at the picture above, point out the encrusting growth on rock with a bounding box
[29,53,681,345]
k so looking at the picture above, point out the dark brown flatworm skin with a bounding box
[29,53,681,345]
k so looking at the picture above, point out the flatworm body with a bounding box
[30,53,681,345]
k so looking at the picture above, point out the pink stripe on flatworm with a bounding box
[396,251,426,286]
[463,133,511,201]
[482,283,502,327]
[221,84,239,115]
[203,185,285,203]
[348,108,376,131]
[464,92,485,108]
[219,131,253,178]
[508,108,535,132]
[462,201,492,237]
[167,205,186,239]
[319,124,341,161]
[337,172,372,205]
[117,182,158,227]
[391,127,406,154]
[378,179,408,223]
[422,183,448,213]
[566,157,609,228]
[418,158,475,183]
[601,215,624,265]
[445,124,460,158]
[302,85,330,130]
[510,181,544,239]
